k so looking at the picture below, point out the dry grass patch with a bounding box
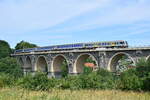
[0,88,149,100]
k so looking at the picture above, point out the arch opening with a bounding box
[25,56,32,72]
[18,58,24,67]
[36,56,48,72]
[52,55,68,77]
[75,54,98,73]
[109,53,134,73]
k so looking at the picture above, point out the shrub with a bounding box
[77,69,115,90]
[17,72,50,91]
[0,57,23,78]
[60,60,68,78]
[142,72,150,91]
[0,73,15,87]
[83,66,93,75]
[120,68,143,91]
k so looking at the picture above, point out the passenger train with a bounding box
[14,40,128,54]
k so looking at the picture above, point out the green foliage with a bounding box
[136,58,150,77]
[142,72,150,91]
[120,68,143,90]
[135,58,150,91]
[0,73,15,88]
[17,72,50,91]
[61,60,68,78]
[86,57,96,64]
[0,55,150,92]
[0,57,23,78]
[60,76,82,90]
[74,69,115,90]
[0,40,11,59]
[116,55,134,73]
[83,67,93,75]
[15,40,37,50]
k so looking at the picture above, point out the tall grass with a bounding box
[0,88,149,100]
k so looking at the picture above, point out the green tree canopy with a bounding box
[0,40,11,59]
[15,40,38,50]
[0,57,23,78]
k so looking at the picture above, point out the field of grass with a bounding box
[0,88,150,100]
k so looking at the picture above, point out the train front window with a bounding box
[120,41,124,44]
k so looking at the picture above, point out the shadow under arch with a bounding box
[74,53,98,73]
[51,54,69,77]
[108,52,135,72]
[25,56,32,69]
[18,57,24,67]
[36,56,48,72]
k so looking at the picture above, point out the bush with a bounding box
[60,60,68,78]
[136,58,150,78]
[17,72,50,91]
[0,73,15,88]
[120,68,143,91]
[142,72,150,91]
[83,66,93,75]
[76,69,115,90]
[0,57,23,78]
[60,76,82,90]
[134,58,150,91]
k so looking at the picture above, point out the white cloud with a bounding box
[32,0,150,34]
[0,0,111,34]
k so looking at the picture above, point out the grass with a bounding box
[0,88,150,100]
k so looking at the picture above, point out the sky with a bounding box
[0,0,150,48]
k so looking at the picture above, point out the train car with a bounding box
[24,48,35,53]
[97,40,128,48]
[84,40,128,48]
[35,46,55,52]
[14,40,128,54]
[15,49,24,53]
[56,43,84,50]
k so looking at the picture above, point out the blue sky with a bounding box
[0,0,150,48]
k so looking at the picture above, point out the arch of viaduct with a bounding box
[14,48,150,77]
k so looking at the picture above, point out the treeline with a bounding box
[0,40,37,81]
[0,40,150,92]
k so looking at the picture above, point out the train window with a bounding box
[106,43,110,45]
[102,43,105,45]
[120,41,124,44]
[116,42,119,45]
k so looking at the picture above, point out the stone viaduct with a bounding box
[12,47,150,77]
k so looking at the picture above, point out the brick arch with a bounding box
[74,53,98,73]
[51,54,69,74]
[36,55,48,72]
[25,56,32,68]
[108,52,135,72]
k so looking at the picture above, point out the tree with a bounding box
[0,40,11,59]
[0,57,23,78]
[61,60,68,77]
[15,40,37,50]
